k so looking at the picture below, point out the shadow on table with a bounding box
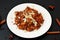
[17,33,47,40]
[0,15,2,21]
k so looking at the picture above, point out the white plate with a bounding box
[7,3,52,38]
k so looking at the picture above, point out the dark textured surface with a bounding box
[0,0,60,40]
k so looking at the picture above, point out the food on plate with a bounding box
[15,7,44,32]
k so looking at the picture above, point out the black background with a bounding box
[0,0,60,40]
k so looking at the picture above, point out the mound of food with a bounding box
[15,7,44,32]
